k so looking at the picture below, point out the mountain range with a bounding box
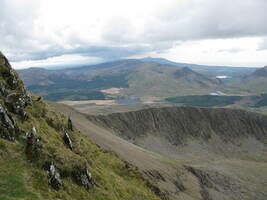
[18,58,242,101]
[1,52,267,200]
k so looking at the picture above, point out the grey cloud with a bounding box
[1,0,267,64]
[8,42,171,62]
[142,0,267,42]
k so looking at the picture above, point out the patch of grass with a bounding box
[166,95,242,107]
[0,142,37,200]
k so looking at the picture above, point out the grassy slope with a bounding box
[165,95,242,107]
[0,52,160,200]
[0,100,160,200]
[123,64,224,98]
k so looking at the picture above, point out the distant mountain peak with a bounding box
[251,65,267,77]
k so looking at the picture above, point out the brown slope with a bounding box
[55,103,267,200]
[54,103,190,200]
[87,106,267,159]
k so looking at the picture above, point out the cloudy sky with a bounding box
[1,0,267,69]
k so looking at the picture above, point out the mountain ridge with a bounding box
[0,52,162,200]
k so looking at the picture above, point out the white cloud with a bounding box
[0,0,267,68]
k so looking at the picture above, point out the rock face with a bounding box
[48,163,63,190]
[72,166,93,190]
[0,52,97,194]
[88,107,267,159]
[185,166,247,200]
[0,104,16,141]
[0,52,25,92]
[68,117,73,131]
[63,129,73,150]
[5,93,32,115]
[24,127,43,160]
[89,107,267,143]
[0,52,31,120]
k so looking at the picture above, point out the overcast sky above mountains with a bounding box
[1,0,267,68]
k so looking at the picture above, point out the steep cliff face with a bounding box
[88,107,267,154]
[0,52,160,200]
[87,107,267,200]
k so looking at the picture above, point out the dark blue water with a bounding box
[115,98,140,104]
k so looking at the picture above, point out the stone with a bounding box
[63,129,73,150]
[0,83,6,96]
[68,117,73,131]
[48,162,63,190]
[0,104,16,141]
[26,127,37,140]
[35,137,43,152]
[72,166,93,190]
[5,93,32,115]
[25,127,37,160]
[36,96,42,101]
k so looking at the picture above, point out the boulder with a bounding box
[0,104,16,141]
[35,137,43,152]
[48,162,63,190]
[5,93,32,115]
[25,127,37,160]
[63,129,73,150]
[72,166,93,190]
[68,117,73,131]
[0,83,6,96]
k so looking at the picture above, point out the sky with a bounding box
[1,0,267,69]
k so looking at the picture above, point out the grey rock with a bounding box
[25,127,37,160]
[35,137,43,152]
[48,162,63,190]
[0,83,6,96]
[5,93,32,115]
[63,129,73,150]
[26,127,37,139]
[72,166,93,190]
[68,117,73,131]
[0,104,16,141]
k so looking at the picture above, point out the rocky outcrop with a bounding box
[1,52,32,120]
[0,52,98,195]
[72,166,93,190]
[68,117,73,131]
[185,166,247,200]
[48,162,63,190]
[0,51,25,92]
[63,129,73,150]
[5,93,32,116]
[0,82,6,96]
[0,104,16,141]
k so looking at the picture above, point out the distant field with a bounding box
[166,95,243,107]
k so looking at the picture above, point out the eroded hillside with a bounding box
[86,106,267,199]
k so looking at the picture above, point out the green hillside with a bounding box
[166,95,242,107]
[18,61,227,101]
[0,52,160,200]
